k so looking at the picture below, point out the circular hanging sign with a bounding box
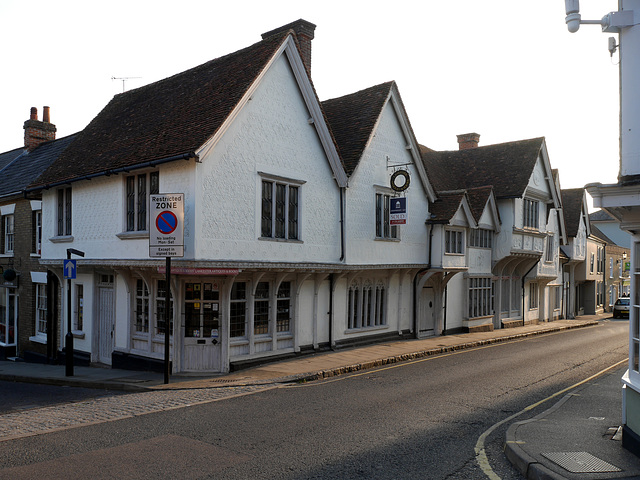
[390,169,410,192]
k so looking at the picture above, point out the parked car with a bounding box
[613,297,630,318]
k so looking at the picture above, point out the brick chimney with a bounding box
[24,106,56,151]
[456,132,480,150]
[262,19,316,74]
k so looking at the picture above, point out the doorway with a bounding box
[182,281,222,372]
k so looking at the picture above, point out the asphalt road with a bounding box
[0,319,629,480]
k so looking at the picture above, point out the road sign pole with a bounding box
[65,248,84,377]
[164,256,171,384]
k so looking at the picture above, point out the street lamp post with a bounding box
[65,248,84,376]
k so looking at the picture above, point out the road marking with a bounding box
[474,358,628,479]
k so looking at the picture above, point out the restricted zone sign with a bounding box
[150,194,184,257]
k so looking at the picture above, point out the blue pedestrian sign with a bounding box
[64,259,77,279]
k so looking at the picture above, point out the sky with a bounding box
[0,1,621,207]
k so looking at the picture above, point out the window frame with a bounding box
[523,198,539,230]
[35,283,47,337]
[544,234,554,263]
[468,277,494,318]
[444,228,464,255]
[260,174,303,241]
[125,171,159,233]
[347,280,387,330]
[469,228,493,248]
[529,282,539,310]
[230,282,247,338]
[56,187,72,237]
[3,214,14,254]
[375,192,398,240]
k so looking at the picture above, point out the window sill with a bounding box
[0,253,14,258]
[72,330,85,339]
[116,231,149,240]
[30,253,41,258]
[29,335,47,344]
[444,252,464,256]
[50,235,74,243]
[345,324,388,334]
[374,237,400,242]
[259,237,303,244]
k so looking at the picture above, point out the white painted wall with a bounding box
[344,101,429,265]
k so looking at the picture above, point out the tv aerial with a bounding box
[111,76,142,92]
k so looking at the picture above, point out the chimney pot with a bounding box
[24,106,56,151]
[457,132,480,150]
[261,19,316,74]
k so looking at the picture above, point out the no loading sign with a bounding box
[156,211,178,234]
[150,194,184,258]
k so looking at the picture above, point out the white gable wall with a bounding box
[345,101,429,265]
[195,53,340,262]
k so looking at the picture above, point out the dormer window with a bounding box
[523,198,539,229]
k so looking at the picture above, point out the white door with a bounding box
[98,286,114,364]
[182,281,222,372]
[418,286,435,337]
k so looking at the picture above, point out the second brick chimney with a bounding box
[24,106,56,151]
[262,19,316,74]
[456,132,480,150]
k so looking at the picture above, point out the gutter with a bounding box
[24,152,197,194]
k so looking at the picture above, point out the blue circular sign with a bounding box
[156,211,178,234]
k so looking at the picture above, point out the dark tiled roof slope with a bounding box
[428,191,465,223]
[0,135,77,196]
[589,209,615,222]
[30,31,290,189]
[420,137,544,198]
[561,188,585,238]
[322,82,394,176]
[465,186,495,224]
[0,147,24,174]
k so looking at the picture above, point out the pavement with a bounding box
[1,313,639,479]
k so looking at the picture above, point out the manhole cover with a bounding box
[541,452,622,473]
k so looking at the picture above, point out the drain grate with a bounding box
[541,451,622,473]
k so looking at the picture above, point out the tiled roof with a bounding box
[0,147,24,175]
[561,188,585,238]
[465,186,495,224]
[321,82,394,176]
[589,209,615,222]
[0,135,77,196]
[30,30,291,189]
[420,137,544,198]
[590,224,613,244]
[428,191,465,223]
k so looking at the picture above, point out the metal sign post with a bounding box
[150,194,184,384]
[64,249,84,376]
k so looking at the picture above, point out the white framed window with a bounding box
[36,283,47,336]
[230,282,247,338]
[33,210,42,255]
[277,282,291,333]
[545,235,554,262]
[254,282,270,335]
[375,193,398,240]
[126,171,159,232]
[468,277,494,318]
[3,214,14,254]
[135,279,150,333]
[469,229,493,248]
[74,284,83,331]
[261,176,301,241]
[0,288,17,346]
[610,258,614,278]
[529,282,539,309]
[523,198,539,229]
[445,229,464,254]
[347,280,386,330]
[590,253,595,273]
[155,279,174,336]
[56,187,72,236]
[553,285,562,310]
